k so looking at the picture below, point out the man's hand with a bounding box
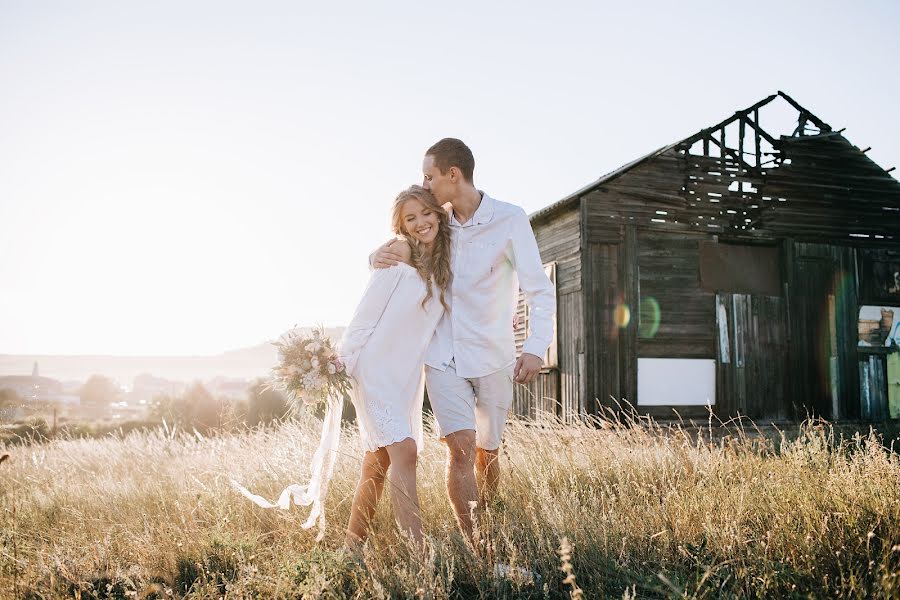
[514,353,543,384]
[371,238,411,269]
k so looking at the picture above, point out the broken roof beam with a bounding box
[704,133,763,176]
[742,113,780,148]
[777,90,832,133]
[679,94,779,149]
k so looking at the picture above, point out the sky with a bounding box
[1,0,898,357]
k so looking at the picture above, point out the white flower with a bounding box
[303,371,325,391]
[327,362,336,375]
[311,357,320,370]
[306,341,323,353]
[302,371,313,384]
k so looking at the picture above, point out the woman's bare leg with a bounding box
[384,437,423,546]
[345,448,391,549]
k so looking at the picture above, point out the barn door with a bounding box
[788,243,858,420]
[716,293,788,420]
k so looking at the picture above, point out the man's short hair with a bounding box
[426,138,475,182]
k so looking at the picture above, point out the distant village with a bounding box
[0,326,346,426]
[0,361,254,423]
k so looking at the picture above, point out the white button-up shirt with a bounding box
[425,193,556,378]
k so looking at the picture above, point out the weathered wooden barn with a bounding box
[512,92,900,423]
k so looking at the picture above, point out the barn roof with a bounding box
[530,143,676,223]
[530,92,900,228]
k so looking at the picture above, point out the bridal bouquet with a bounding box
[270,326,351,407]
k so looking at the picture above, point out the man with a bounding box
[372,138,555,544]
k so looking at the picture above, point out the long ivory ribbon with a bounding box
[231,395,343,541]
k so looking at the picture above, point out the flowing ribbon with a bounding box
[231,394,344,541]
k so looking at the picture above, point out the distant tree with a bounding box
[150,383,237,433]
[79,375,121,406]
[245,379,290,426]
[0,388,22,421]
[150,393,178,424]
[185,382,224,432]
[0,388,22,408]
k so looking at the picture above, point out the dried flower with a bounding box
[269,326,352,409]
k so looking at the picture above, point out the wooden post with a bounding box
[754,108,762,167]
[720,127,726,174]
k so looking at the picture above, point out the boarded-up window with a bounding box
[637,358,716,406]
[699,241,781,296]
[514,262,558,368]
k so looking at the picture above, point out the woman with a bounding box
[235,185,451,546]
[339,184,451,548]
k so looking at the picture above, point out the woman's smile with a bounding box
[401,198,440,246]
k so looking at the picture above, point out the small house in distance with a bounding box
[513,92,900,423]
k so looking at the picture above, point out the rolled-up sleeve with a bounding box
[508,207,556,359]
[339,266,403,376]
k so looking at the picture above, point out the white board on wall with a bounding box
[637,358,716,406]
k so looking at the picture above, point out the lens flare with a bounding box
[639,297,661,338]
[614,304,631,328]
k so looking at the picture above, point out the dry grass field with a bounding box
[1,412,898,599]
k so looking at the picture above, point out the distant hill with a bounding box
[0,326,346,385]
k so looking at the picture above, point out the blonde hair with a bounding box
[390,185,452,312]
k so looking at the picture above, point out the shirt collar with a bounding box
[449,191,495,227]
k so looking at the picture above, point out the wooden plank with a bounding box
[560,292,585,422]
[589,242,621,412]
[579,195,592,417]
[620,225,639,406]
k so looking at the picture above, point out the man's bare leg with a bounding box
[444,429,479,545]
[475,447,500,506]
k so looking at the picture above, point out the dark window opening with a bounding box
[699,241,781,296]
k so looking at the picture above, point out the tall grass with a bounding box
[0,411,898,598]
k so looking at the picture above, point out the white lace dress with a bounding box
[340,262,444,453]
[232,262,442,539]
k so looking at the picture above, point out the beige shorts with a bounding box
[424,359,514,451]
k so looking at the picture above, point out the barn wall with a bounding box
[584,240,621,413]
[558,291,585,420]
[636,230,717,359]
[580,183,811,420]
[534,207,582,294]
[515,205,584,420]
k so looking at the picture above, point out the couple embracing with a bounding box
[240,138,555,552]
[339,138,556,550]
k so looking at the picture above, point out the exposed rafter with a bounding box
[531,92,890,231]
